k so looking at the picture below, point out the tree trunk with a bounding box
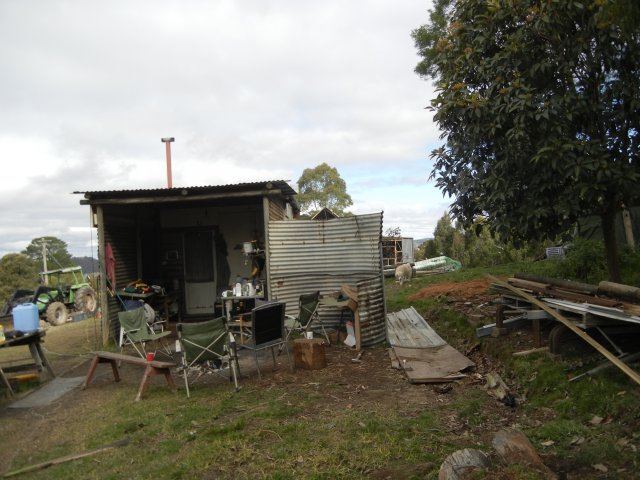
[601,210,621,282]
[622,208,635,250]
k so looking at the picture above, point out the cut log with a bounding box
[293,338,326,370]
[507,278,621,308]
[598,281,640,302]
[513,273,597,295]
[439,448,490,480]
[492,429,556,479]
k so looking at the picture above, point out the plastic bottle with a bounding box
[0,324,5,344]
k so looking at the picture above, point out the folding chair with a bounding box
[284,291,330,344]
[239,302,292,380]
[177,317,239,397]
[118,308,173,360]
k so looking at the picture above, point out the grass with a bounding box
[2,260,639,479]
[385,262,640,478]
[11,386,446,479]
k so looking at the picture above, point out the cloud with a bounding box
[0,0,441,257]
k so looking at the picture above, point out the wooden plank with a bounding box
[3,438,130,477]
[488,275,640,386]
[512,347,548,357]
[90,351,175,368]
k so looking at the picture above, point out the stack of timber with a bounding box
[497,273,640,320]
[488,275,640,387]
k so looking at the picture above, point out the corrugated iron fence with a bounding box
[268,213,386,347]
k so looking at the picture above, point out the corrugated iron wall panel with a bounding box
[357,277,388,347]
[268,213,386,346]
[103,222,139,342]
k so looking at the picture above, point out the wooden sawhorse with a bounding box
[82,351,177,401]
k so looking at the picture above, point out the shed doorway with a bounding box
[183,230,217,315]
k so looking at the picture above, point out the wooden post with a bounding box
[492,304,508,337]
[622,208,635,250]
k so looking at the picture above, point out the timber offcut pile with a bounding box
[488,275,640,386]
[497,273,640,319]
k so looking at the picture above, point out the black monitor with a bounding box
[251,302,285,346]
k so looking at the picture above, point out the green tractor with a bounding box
[32,266,98,325]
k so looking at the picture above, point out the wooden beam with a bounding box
[506,278,621,308]
[488,275,640,386]
[84,189,282,206]
[97,205,110,347]
[3,438,130,477]
[513,273,597,295]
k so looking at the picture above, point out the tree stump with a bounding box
[293,338,326,370]
[492,429,557,479]
[439,448,489,480]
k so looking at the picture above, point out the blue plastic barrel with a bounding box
[12,303,40,332]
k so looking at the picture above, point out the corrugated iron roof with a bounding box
[74,180,297,200]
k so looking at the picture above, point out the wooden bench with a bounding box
[82,351,177,401]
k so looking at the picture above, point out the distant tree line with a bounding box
[415,211,640,286]
[0,236,97,304]
[415,212,551,268]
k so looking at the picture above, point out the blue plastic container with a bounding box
[12,303,40,332]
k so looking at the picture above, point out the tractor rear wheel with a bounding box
[75,286,98,315]
[46,302,68,326]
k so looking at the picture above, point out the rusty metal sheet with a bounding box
[392,345,475,383]
[387,307,474,383]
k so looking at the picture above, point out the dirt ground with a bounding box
[409,276,495,301]
[0,283,572,478]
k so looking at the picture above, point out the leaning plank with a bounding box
[3,438,130,478]
[488,275,640,386]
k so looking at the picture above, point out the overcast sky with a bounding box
[0,0,447,259]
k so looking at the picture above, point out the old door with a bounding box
[183,230,217,315]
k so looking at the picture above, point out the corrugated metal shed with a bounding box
[268,213,386,347]
[79,180,298,345]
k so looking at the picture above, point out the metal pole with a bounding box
[42,241,48,286]
[161,137,175,189]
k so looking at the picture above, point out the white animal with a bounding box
[395,263,412,286]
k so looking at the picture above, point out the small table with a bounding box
[0,330,56,396]
[221,295,265,345]
[220,295,265,319]
[319,295,353,332]
[115,289,178,324]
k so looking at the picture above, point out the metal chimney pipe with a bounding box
[161,137,175,188]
